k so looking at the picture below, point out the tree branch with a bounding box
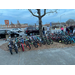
[41,9,46,17]
[46,9,58,14]
[28,9,39,17]
[41,9,58,17]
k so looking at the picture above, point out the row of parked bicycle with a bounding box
[8,35,53,55]
[50,31,75,44]
[8,31,75,55]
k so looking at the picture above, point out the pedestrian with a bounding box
[42,27,45,36]
[60,26,64,32]
[67,25,70,34]
[47,26,50,34]
[66,25,68,34]
[70,26,73,33]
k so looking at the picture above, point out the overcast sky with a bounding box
[0,9,75,25]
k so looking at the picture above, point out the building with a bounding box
[2,24,28,28]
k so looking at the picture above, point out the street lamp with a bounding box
[60,14,65,27]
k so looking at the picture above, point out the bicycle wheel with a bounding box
[21,44,24,51]
[68,40,71,44]
[64,40,68,45]
[42,41,46,45]
[24,43,27,47]
[71,40,74,43]
[50,40,53,44]
[61,39,64,43]
[47,40,50,45]
[37,42,42,47]
[33,42,38,48]
[27,44,31,50]
[17,42,20,48]
[9,47,13,55]
[59,40,61,43]
[39,42,42,46]
[10,50,13,55]
[14,46,18,53]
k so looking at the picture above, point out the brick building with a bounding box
[0,24,28,28]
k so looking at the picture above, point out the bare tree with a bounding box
[66,19,75,25]
[28,9,58,37]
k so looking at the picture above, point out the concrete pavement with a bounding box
[0,39,8,46]
[0,46,75,65]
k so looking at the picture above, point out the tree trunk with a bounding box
[39,17,43,38]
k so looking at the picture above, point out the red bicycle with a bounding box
[21,42,24,51]
[18,39,24,51]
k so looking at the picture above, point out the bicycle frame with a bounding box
[24,40,31,50]
[69,36,75,43]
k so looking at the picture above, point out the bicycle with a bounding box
[41,37,47,45]
[19,36,24,51]
[47,35,53,44]
[13,39,18,53]
[29,36,38,48]
[68,35,75,44]
[33,36,42,47]
[8,40,13,55]
[24,39,31,50]
[43,35,50,45]
[8,39,18,54]
[36,36,43,46]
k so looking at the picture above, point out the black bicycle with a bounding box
[28,37,38,48]
[8,39,18,54]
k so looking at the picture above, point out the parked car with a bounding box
[11,28,22,33]
[24,27,39,35]
[0,29,19,39]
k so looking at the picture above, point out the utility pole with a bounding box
[60,14,65,28]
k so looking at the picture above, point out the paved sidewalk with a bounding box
[0,39,8,46]
[0,46,75,65]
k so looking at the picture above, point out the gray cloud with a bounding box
[0,9,75,24]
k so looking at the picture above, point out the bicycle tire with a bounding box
[34,43,38,48]
[9,47,13,55]
[17,42,20,48]
[42,38,46,45]
[64,40,68,45]
[37,42,42,47]
[21,44,24,51]
[10,50,13,55]
[50,40,53,44]
[47,40,50,45]
[39,42,42,46]
[61,39,64,43]
[24,43,27,47]
[71,40,74,43]
[14,46,18,53]
[27,44,31,50]
[58,40,61,43]
[68,40,71,44]
[42,41,46,45]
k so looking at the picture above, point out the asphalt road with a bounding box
[0,46,75,65]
